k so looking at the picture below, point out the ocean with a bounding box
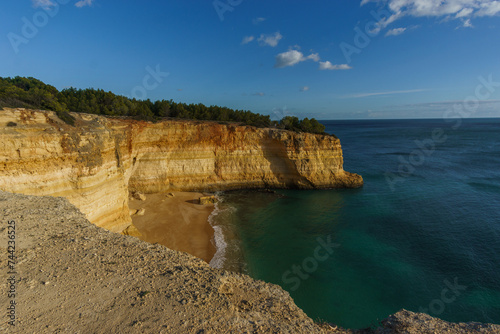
[208,118,500,329]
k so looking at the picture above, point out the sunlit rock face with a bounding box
[0,108,362,232]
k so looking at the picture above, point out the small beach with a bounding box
[128,192,216,263]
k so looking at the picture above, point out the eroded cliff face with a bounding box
[0,108,362,232]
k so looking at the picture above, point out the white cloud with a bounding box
[308,53,320,62]
[272,105,294,119]
[456,7,474,17]
[364,99,500,118]
[274,50,306,68]
[32,0,55,9]
[274,50,320,68]
[253,92,266,96]
[343,89,426,98]
[361,0,500,29]
[462,18,474,27]
[258,32,283,47]
[241,36,255,45]
[274,48,349,71]
[253,17,266,25]
[319,61,352,71]
[385,27,407,36]
[75,0,94,8]
[477,1,500,16]
[300,86,310,92]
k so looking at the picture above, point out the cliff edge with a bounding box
[1,191,498,333]
[0,108,362,232]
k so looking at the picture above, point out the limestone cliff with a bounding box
[0,108,362,232]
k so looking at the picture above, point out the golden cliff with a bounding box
[0,108,362,232]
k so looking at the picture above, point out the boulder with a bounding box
[122,224,142,237]
[132,192,146,201]
[199,195,216,205]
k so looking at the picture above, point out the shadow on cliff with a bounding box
[260,136,313,189]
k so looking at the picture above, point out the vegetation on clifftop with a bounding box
[0,76,326,134]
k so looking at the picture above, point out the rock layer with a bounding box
[0,108,362,232]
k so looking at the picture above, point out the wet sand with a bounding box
[128,192,216,263]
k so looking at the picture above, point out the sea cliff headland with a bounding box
[2,108,500,332]
[0,108,362,234]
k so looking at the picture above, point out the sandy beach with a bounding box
[128,192,216,263]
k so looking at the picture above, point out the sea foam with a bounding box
[208,193,228,269]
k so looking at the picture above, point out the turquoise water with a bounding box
[209,118,500,329]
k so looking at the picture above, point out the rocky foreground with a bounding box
[1,191,499,334]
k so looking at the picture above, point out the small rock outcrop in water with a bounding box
[1,191,498,333]
[199,195,217,205]
[0,108,362,233]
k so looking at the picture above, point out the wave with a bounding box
[208,193,237,269]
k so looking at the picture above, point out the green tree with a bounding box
[1,76,323,133]
[309,118,325,134]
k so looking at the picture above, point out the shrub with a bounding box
[56,110,75,126]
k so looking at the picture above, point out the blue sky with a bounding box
[1,0,500,119]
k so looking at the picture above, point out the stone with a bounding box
[122,224,142,237]
[133,192,146,201]
[198,196,217,205]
